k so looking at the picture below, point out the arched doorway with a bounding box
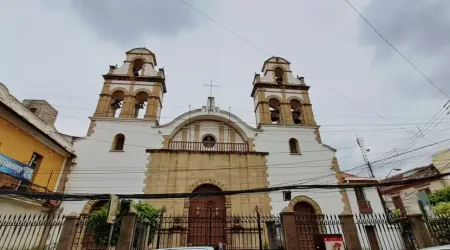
[293,202,319,249]
[188,184,226,247]
[83,200,107,249]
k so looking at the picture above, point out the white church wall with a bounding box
[254,125,343,214]
[62,120,163,214]
[110,84,131,92]
[285,90,304,101]
[112,62,131,75]
[264,90,283,100]
[141,64,158,76]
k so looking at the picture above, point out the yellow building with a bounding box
[0,83,75,214]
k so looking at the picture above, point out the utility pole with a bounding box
[357,137,390,215]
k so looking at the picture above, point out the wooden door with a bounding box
[294,202,319,250]
[365,226,380,250]
[188,184,226,247]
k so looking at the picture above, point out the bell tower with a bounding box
[92,48,166,122]
[251,57,316,128]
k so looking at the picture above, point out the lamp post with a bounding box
[385,168,402,180]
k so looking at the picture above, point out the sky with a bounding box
[0,0,449,178]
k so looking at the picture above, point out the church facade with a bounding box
[62,48,350,217]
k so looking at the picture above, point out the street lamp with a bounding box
[385,168,402,180]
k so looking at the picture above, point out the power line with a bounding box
[342,0,450,98]
[3,171,450,201]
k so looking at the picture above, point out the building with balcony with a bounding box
[381,161,450,216]
[62,48,351,223]
[0,83,75,214]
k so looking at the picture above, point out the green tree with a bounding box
[87,201,160,246]
[429,187,450,206]
[432,202,450,215]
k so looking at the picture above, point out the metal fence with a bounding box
[427,214,450,245]
[132,214,285,250]
[354,214,416,250]
[0,213,64,250]
[294,215,344,250]
[71,214,121,250]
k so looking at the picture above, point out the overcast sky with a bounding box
[1,0,449,178]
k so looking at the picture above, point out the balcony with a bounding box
[0,172,60,208]
[168,141,249,152]
[357,200,373,214]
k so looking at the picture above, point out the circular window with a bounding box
[202,135,216,148]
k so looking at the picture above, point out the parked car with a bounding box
[420,245,450,250]
[158,247,215,250]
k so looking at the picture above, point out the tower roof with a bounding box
[126,47,157,66]
[261,56,290,71]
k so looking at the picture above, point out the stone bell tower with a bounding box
[251,57,316,128]
[92,48,166,123]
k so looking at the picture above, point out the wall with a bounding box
[254,125,345,214]
[143,151,271,215]
[0,115,66,190]
[62,119,163,214]
[0,196,51,214]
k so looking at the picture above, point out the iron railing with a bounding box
[426,214,450,245]
[294,215,344,250]
[354,213,416,250]
[71,214,121,250]
[0,213,64,250]
[0,172,60,207]
[168,141,249,152]
[132,213,284,250]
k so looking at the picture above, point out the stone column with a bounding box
[116,211,138,250]
[56,213,80,250]
[94,94,111,117]
[408,214,435,248]
[144,96,160,120]
[338,214,362,250]
[280,211,297,250]
[120,95,135,118]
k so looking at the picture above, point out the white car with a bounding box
[158,247,215,250]
[420,245,450,250]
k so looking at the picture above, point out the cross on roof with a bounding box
[204,80,219,97]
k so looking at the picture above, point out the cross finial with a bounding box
[204,79,219,97]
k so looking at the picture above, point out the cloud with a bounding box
[358,0,450,98]
[46,0,205,47]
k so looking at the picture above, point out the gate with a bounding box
[354,214,417,250]
[426,214,450,245]
[133,209,285,250]
[294,215,343,250]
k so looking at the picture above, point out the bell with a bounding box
[133,69,140,76]
[271,111,279,122]
[111,101,122,109]
[292,112,302,124]
[135,102,145,109]
[276,77,283,84]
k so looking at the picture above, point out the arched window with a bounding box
[289,138,300,154]
[133,92,149,118]
[274,67,284,84]
[290,99,302,124]
[202,134,216,148]
[112,134,125,151]
[268,98,281,123]
[110,90,125,118]
[132,59,144,76]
